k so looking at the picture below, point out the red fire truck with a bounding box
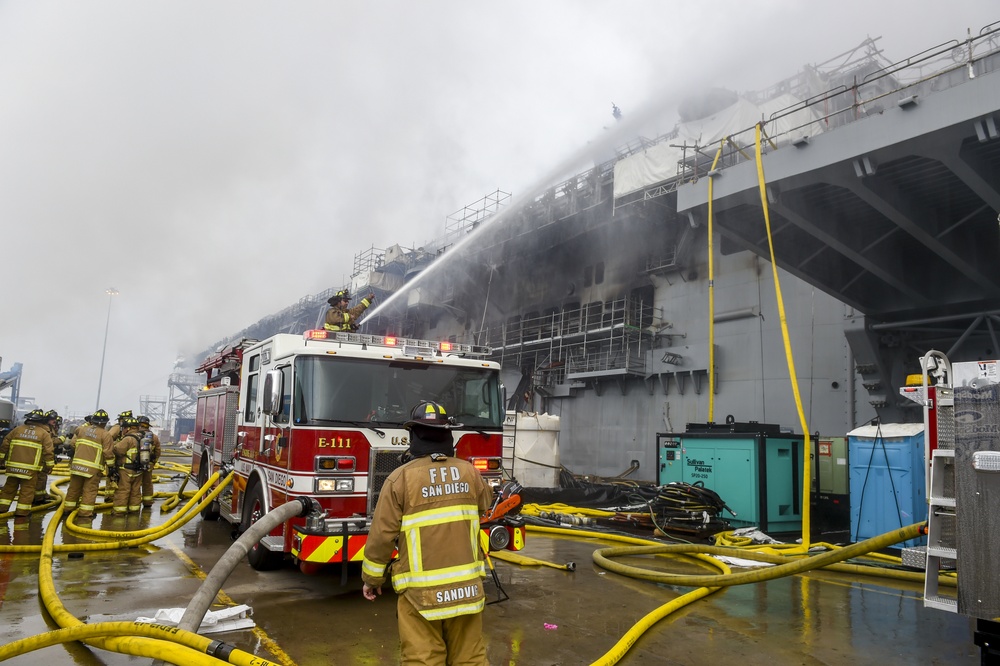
[192,330,525,574]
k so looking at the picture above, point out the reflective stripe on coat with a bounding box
[361,455,493,621]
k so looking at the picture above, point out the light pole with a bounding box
[96,287,119,410]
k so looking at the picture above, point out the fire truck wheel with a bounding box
[197,458,220,521]
[241,481,283,571]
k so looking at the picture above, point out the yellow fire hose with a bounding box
[31,502,280,665]
[62,474,220,541]
[0,470,287,665]
[0,459,190,520]
[515,522,943,666]
[161,473,192,513]
[592,522,925,587]
[0,472,232,554]
[490,549,576,571]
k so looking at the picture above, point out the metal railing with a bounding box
[677,23,1000,180]
[481,297,659,383]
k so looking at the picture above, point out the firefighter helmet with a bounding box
[404,401,460,430]
[118,410,133,421]
[25,409,47,423]
[327,289,350,306]
[92,409,110,425]
[137,415,151,427]
[0,419,10,428]
[44,409,59,421]
[122,416,140,430]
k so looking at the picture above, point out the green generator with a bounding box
[657,421,805,533]
[812,436,850,537]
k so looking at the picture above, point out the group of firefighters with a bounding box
[0,407,161,518]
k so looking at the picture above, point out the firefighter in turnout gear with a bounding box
[111,417,145,514]
[136,416,161,508]
[106,409,133,442]
[362,401,493,665]
[323,289,374,332]
[64,410,116,519]
[34,409,61,503]
[0,409,55,516]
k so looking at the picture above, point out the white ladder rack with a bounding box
[924,447,957,612]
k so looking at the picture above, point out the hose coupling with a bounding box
[207,639,235,660]
[296,496,321,517]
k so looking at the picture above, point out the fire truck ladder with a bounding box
[919,352,957,612]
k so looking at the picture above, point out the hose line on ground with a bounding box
[519,522,934,666]
[592,522,924,588]
[23,470,292,666]
[62,470,221,540]
[177,497,316,633]
[0,472,233,554]
[36,503,230,665]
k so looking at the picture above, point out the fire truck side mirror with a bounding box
[262,369,284,416]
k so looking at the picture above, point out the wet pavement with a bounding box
[0,473,981,665]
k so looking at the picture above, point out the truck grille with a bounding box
[368,449,407,514]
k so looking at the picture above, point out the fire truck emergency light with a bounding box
[316,456,356,472]
[471,457,502,472]
[973,451,1000,472]
[301,330,491,356]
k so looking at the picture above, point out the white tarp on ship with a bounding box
[613,94,823,198]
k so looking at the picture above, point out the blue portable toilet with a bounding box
[847,423,927,548]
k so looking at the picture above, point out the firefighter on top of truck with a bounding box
[111,417,146,515]
[0,409,55,516]
[64,409,116,519]
[324,289,375,332]
[136,416,161,507]
[362,401,493,665]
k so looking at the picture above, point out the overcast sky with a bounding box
[0,1,994,422]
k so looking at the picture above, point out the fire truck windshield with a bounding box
[293,356,503,430]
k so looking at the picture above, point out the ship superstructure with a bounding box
[190,25,1000,479]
